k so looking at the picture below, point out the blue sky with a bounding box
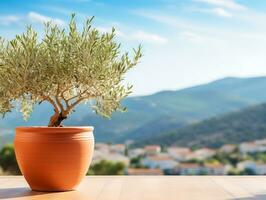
[1,0,266,95]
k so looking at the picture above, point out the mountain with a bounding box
[1,76,266,145]
[117,116,187,142]
[136,103,266,148]
[116,76,266,142]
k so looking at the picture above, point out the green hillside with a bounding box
[136,103,266,148]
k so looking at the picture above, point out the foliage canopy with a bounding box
[0,14,142,126]
[87,160,125,175]
[0,144,21,175]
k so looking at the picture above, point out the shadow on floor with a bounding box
[0,187,49,199]
[233,194,266,200]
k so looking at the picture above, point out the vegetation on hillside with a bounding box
[136,103,266,148]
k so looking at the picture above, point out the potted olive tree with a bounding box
[0,14,142,191]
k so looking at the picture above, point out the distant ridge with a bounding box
[135,103,266,148]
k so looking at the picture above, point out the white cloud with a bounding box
[211,8,232,17]
[134,11,266,50]
[130,30,168,44]
[0,15,20,25]
[135,11,192,30]
[27,12,65,26]
[193,0,246,11]
[179,31,204,43]
[189,7,232,18]
[96,25,167,44]
[0,12,65,27]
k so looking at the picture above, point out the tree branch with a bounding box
[65,88,90,107]
[55,84,65,112]
[69,97,86,109]
[61,93,69,108]
[66,96,90,113]
[59,85,75,108]
[60,85,74,98]
[65,94,79,104]
[42,95,59,114]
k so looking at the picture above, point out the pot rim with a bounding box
[16,126,94,131]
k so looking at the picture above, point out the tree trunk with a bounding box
[48,112,68,127]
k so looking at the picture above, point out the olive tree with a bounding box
[0,14,142,127]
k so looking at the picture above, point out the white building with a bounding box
[177,163,226,175]
[144,145,161,155]
[239,139,266,154]
[92,150,130,166]
[219,144,236,154]
[143,156,178,170]
[204,163,226,175]
[237,161,256,172]
[110,144,126,155]
[186,148,215,160]
[239,142,261,154]
[95,143,110,154]
[177,163,203,175]
[255,163,266,175]
[167,147,191,161]
[237,161,266,175]
[128,148,145,158]
[254,139,266,145]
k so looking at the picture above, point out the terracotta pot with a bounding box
[14,126,94,191]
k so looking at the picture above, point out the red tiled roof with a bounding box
[127,168,163,175]
[148,156,173,161]
[145,145,160,150]
[204,163,225,169]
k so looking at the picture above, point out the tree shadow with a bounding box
[0,187,49,199]
[233,194,266,200]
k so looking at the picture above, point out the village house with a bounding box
[237,161,257,172]
[167,147,191,161]
[128,148,145,158]
[175,163,226,175]
[239,142,262,154]
[95,143,110,154]
[176,163,203,175]
[237,161,266,175]
[254,163,266,175]
[186,148,215,160]
[126,168,163,175]
[143,155,178,170]
[254,139,266,145]
[144,145,161,155]
[92,150,130,166]
[110,144,126,155]
[204,163,226,175]
[219,144,236,154]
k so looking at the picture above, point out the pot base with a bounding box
[31,187,75,192]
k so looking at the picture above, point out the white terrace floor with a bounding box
[1,176,266,200]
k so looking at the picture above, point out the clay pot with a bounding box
[14,126,94,191]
